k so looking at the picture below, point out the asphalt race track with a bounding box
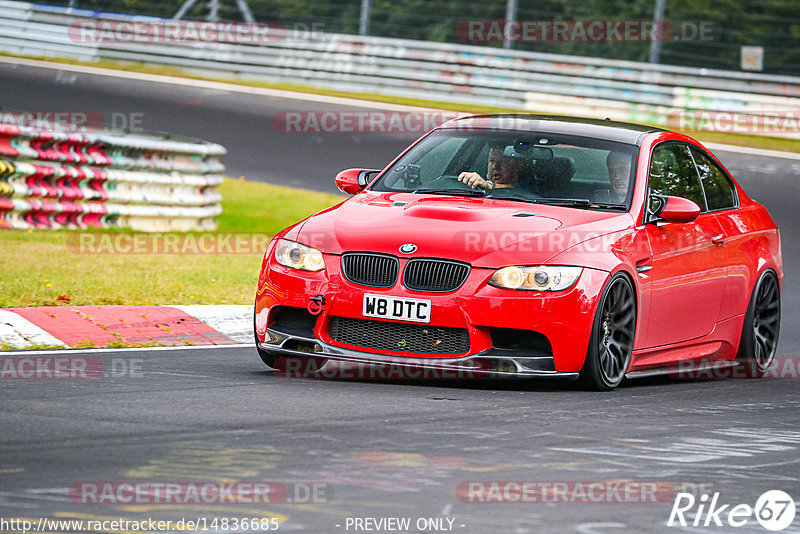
[2,60,800,533]
[3,346,800,533]
[0,60,413,191]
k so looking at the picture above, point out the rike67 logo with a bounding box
[668,490,796,531]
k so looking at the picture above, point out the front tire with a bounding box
[737,270,780,377]
[579,273,637,391]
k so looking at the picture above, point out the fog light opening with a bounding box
[491,359,519,373]
[283,339,318,353]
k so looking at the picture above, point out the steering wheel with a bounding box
[428,174,544,200]
[431,174,478,190]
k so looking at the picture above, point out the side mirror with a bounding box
[334,168,381,195]
[650,195,701,223]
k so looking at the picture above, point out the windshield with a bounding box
[370,130,638,209]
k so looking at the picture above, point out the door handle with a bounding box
[711,234,726,245]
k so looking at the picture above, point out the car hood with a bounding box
[290,191,633,268]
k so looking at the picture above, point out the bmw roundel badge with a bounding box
[399,243,417,254]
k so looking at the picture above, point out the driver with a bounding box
[457,145,523,190]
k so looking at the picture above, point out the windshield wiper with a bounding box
[409,190,627,210]
[412,188,487,197]
[535,198,627,210]
[491,197,628,210]
[590,202,628,210]
[536,197,593,207]
[477,196,589,206]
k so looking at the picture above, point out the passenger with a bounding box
[606,151,632,202]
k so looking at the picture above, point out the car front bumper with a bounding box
[258,326,579,379]
[256,248,610,375]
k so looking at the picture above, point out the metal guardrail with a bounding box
[1,0,799,139]
[0,121,226,231]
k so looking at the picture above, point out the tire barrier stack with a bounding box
[1,0,799,139]
[0,122,226,231]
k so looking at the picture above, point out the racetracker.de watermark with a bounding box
[276,358,483,380]
[0,357,142,379]
[456,20,714,43]
[67,233,272,254]
[667,111,800,135]
[69,481,329,504]
[274,111,472,134]
[68,21,325,44]
[1,517,280,534]
[457,480,677,503]
[0,110,145,133]
[451,230,689,255]
[669,357,800,380]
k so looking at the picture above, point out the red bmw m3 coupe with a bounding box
[255,115,782,390]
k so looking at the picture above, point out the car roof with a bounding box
[438,114,665,145]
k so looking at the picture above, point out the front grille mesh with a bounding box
[341,253,398,287]
[329,317,470,354]
[403,259,470,292]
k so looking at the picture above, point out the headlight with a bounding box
[274,239,325,272]
[489,265,582,291]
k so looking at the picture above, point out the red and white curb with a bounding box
[0,305,252,350]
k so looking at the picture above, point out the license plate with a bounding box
[363,294,431,323]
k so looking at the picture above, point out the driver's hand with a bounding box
[458,172,492,190]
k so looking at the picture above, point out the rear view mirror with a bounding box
[529,147,553,160]
[334,168,381,194]
[503,144,553,160]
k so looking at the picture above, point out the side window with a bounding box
[648,143,707,212]
[690,148,737,211]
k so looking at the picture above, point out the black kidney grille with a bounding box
[341,253,398,287]
[403,259,470,292]
[329,317,470,354]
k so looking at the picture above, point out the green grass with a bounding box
[4,52,800,154]
[0,340,168,351]
[216,177,344,232]
[0,178,344,307]
[0,341,68,351]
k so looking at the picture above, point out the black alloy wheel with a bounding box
[737,270,780,377]
[580,273,637,390]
